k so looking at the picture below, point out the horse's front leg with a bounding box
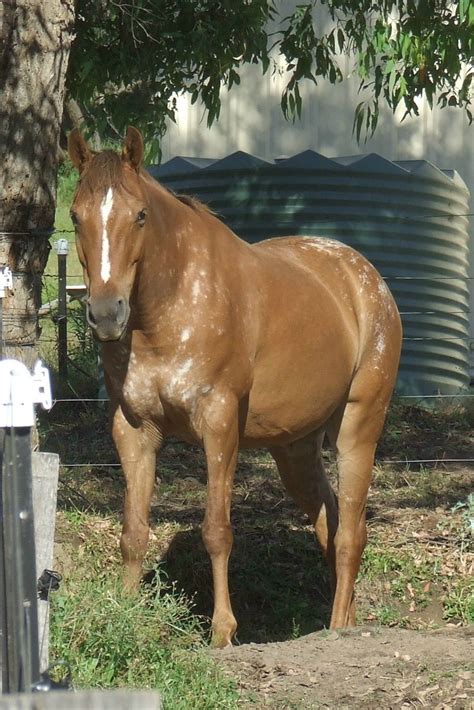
[111,404,160,592]
[201,392,239,648]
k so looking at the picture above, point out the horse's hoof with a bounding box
[210,633,234,649]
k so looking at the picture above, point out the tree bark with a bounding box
[0,0,75,369]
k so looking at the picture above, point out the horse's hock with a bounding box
[150,151,471,398]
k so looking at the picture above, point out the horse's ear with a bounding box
[68,128,93,173]
[122,126,144,171]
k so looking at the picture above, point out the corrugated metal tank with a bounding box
[149,152,471,397]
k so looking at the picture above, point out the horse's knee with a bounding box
[202,521,233,558]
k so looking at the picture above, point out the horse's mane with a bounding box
[172,191,214,215]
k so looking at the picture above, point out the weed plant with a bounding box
[50,513,239,708]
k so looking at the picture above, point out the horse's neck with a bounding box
[133,180,226,325]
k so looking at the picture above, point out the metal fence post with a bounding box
[56,240,69,384]
[0,426,39,693]
[0,269,13,359]
[0,361,52,694]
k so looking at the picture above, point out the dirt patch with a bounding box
[211,626,473,708]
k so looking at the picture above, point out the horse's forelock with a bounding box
[77,150,125,196]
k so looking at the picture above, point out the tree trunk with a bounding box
[0,0,75,369]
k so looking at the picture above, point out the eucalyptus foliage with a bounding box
[68,1,473,156]
[279,0,473,140]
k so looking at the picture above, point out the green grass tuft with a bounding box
[50,534,239,708]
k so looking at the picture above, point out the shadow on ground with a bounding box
[148,524,332,644]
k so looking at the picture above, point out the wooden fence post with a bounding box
[31,453,59,673]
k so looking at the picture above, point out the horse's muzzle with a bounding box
[86,295,130,341]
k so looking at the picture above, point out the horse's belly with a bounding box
[242,349,353,446]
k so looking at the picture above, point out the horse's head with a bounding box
[68,127,148,341]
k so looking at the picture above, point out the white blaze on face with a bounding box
[100,187,114,283]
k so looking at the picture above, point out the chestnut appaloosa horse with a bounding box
[68,127,402,647]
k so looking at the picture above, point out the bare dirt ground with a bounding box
[211,626,473,709]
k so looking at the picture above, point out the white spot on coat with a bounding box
[171,358,193,383]
[376,334,386,355]
[192,280,201,303]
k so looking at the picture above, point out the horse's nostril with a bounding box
[116,298,127,325]
[85,296,128,338]
[86,305,97,328]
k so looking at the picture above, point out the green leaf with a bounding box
[337,28,345,52]
[383,58,396,76]
[288,91,295,118]
[398,74,407,100]
[352,101,366,142]
[294,82,302,118]
[66,0,474,146]
[388,66,397,98]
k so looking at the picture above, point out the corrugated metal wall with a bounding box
[150,152,471,396]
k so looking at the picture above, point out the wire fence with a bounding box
[1,227,474,471]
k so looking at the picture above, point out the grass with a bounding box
[47,440,472,706]
[358,464,473,629]
[377,397,474,465]
[50,511,239,708]
[47,416,473,638]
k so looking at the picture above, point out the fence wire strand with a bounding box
[57,458,474,468]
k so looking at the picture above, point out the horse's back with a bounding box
[250,235,401,355]
[252,235,401,350]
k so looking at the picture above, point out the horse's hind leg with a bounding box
[270,432,338,603]
[326,381,391,629]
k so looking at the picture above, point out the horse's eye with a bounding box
[137,209,147,225]
[70,211,79,227]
